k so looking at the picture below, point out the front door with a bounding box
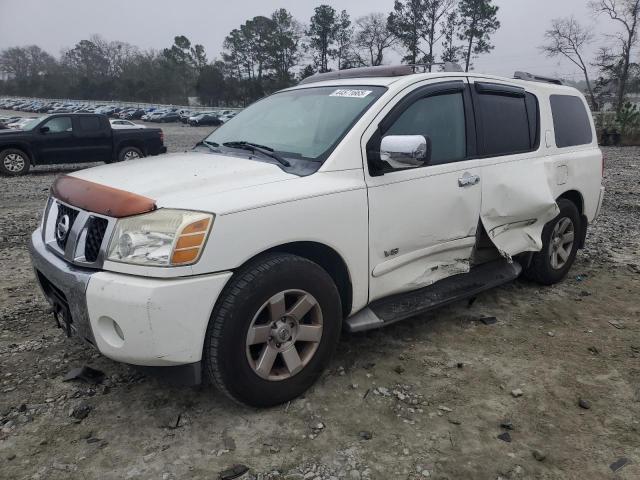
[364,79,483,301]
[36,116,79,164]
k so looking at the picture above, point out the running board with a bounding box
[345,260,522,333]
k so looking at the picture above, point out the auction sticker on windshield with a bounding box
[330,89,372,98]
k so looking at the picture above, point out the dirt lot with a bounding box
[0,114,639,480]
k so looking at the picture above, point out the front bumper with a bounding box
[30,230,232,366]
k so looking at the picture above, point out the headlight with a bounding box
[107,209,214,266]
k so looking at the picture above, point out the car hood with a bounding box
[0,128,26,135]
[68,151,298,213]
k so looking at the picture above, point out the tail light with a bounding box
[601,153,605,177]
[159,130,164,143]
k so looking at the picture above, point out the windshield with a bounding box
[20,117,44,130]
[205,85,386,161]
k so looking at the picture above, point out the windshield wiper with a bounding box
[223,141,291,167]
[195,140,219,152]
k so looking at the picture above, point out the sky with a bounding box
[0,0,621,81]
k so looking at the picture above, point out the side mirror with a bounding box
[380,135,431,168]
[39,126,50,134]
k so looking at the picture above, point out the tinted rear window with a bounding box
[550,95,592,147]
[78,116,101,132]
[475,89,539,156]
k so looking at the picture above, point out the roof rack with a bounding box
[513,71,565,86]
[299,62,464,85]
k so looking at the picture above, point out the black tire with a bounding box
[524,199,581,285]
[0,148,30,176]
[116,146,143,162]
[204,253,342,407]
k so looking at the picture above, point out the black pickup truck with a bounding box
[0,113,167,175]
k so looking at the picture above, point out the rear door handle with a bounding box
[458,173,480,187]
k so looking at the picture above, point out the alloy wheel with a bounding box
[123,150,140,160]
[246,289,323,381]
[549,217,575,270]
[3,153,25,172]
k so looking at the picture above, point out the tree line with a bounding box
[3,0,638,112]
[541,0,640,112]
[0,1,502,106]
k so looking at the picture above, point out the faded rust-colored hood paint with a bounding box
[51,176,156,218]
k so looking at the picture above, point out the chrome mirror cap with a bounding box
[380,135,429,168]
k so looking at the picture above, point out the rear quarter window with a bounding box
[550,95,593,148]
[78,116,101,132]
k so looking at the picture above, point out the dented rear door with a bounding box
[469,79,559,257]
[480,159,559,256]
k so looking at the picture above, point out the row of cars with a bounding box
[0,113,146,131]
[0,98,239,126]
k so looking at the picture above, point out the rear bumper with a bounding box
[594,186,605,220]
[29,230,232,367]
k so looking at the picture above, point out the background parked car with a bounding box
[188,113,222,126]
[153,111,180,123]
[6,117,34,129]
[109,119,146,129]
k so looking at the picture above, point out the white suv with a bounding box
[30,66,604,407]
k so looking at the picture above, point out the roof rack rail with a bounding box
[513,71,565,86]
[298,62,464,85]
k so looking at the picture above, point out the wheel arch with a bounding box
[240,241,353,319]
[556,190,587,249]
[0,143,35,164]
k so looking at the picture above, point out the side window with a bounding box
[475,86,539,156]
[78,116,101,132]
[384,92,467,166]
[42,116,72,134]
[550,95,593,147]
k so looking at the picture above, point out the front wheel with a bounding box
[524,199,580,285]
[0,149,30,176]
[203,253,342,407]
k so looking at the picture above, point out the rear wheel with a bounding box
[116,146,143,162]
[0,149,30,176]
[203,253,342,407]
[524,199,580,285]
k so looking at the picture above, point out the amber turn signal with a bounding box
[170,217,212,265]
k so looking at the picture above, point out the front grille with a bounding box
[45,198,114,268]
[55,204,79,250]
[84,217,108,262]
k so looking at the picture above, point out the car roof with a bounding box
[285,71,580,96]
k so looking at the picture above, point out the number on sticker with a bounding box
[330,89,372,98]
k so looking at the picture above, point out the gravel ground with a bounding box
[0,115,639,479]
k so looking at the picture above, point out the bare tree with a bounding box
[424,0,455,71]
[541,17,598,109]
[355,13,396,66]
[590,0,640,111]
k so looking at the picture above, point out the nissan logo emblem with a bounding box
[56,214,70,241]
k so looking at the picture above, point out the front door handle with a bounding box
[458,172,480,187]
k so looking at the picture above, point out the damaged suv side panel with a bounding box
[480,159,560,257]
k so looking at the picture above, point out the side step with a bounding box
[345,260,522,333]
